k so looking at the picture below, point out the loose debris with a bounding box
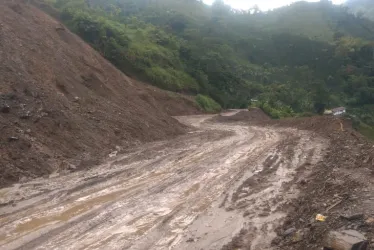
[323,230,368,250]
[216,110,374,250]
[0,0,201,188]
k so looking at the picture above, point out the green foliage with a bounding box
[253,101,295,119]
[357,123,374,140]
[145,66,199,91]
[36,0,374,131]
[195,94,222,113]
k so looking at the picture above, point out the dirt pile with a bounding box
[214,108,271,123]
[272,117,374,249]
[215,111,374,249]
[0,1,200,187]
[262,116,374,249]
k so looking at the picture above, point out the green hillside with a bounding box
[33,0,374,132]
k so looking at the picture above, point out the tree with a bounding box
[312,82,330,114]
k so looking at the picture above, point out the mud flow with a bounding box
[0,111,327,250]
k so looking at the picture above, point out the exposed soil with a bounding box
[0,111,329,250]
[215,108,271,123]
[216,110,374,250]
[0,1,200,188]
[1,1,374,249]
[271,117,374,250]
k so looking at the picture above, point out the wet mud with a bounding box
[0,112,327,250]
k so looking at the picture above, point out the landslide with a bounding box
[216,109,374,249]
[0,1,200,188]
[273,116,374,249]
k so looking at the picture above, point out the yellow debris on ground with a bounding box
[316,214,327,222]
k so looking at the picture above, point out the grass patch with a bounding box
[356,123,374,141]
[195,94,221,113]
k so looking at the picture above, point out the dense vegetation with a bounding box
[35,0,374,129]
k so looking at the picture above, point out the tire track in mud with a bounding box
[0,113,327,250]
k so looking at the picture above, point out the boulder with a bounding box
[1,104,10,113]
[324,230,368,250]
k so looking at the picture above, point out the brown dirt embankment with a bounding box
[217,109,374,249]
[0,1,200,187]
[273,116,374,250]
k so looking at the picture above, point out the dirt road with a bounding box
[0,112,327,250]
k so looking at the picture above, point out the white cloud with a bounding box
[203,0,347,11]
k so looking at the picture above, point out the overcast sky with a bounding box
[202,0,347,11]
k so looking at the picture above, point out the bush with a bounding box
[145,67,199,92]
[195,94,221,112]
[255,101,295,119]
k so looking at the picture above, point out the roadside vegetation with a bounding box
[195,94,222,113]
[33,0,374,132]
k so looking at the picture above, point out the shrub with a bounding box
[255,101,295,119]
[195,94,221,112]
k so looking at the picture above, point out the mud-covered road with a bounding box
[0,111,327,250]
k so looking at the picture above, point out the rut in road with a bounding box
[0,113,327,250]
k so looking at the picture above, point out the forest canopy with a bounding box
[35,0,374,131]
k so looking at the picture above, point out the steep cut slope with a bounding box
[0,0,200,187]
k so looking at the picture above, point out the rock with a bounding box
[20,111,31,119]
[73,96,80,102]
[25,129,31,134]
[323,230,368,250]
[364,217,374,226]
[186,238,194,243]
[243,210,250,217]
[293,229,308,243]
[49,172,60,178]
[55,26,65,31]
[19,176,28,183]
[68,164,77,171]
[1,104,10,113]
[283,227,297,237]
[271,236,282,245]
[259,212,270,217]
[109,151,118,158]
[8,136,19,142]
[299,179,307,185]
[340,214,364,221]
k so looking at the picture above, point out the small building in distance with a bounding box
[331,107,346,116]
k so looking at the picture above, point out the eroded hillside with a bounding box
[0,0,200,187]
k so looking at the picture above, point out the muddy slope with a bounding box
[216,110,374,250]
[272,116,374,250]
[0,1,200,187]
[0,113,327,250]
[1,110,374,250]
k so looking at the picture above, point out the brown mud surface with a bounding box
[0,1,200,188]
[0,111,329,250]
[2,1,374,248]
[215,110,374,250]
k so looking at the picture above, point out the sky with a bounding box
[202,0,347,11]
